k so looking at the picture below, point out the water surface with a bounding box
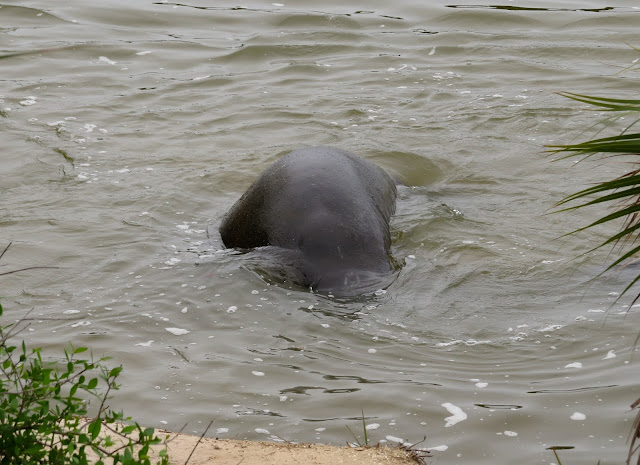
[1,1,639,464]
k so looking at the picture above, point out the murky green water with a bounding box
[1,1,639,463]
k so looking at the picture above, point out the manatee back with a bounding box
[219,146,397,291]
[220,147,395,250]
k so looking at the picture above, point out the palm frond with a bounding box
[555,172,640,206]
[628,397,640,465]
[559,92,640,112]
[552,92,640,302]
[549,132,640,155]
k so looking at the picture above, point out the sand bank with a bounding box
[157,432,425,465]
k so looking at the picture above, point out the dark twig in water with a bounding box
[0,242,11,261]
[169,346,190,363]
[0,266,60,277]
[399,436,431,465]
[0,242,59,276]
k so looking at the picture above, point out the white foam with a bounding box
[564,362,582,369]
[98,56,117,65]
[571,412,586,421]
[366,423,380,430]
[437,339,492,347]
[255,428,270,434]
[538,324,563,332]
[71,321,91,328]
[252,371,265,376]
[427,445,448,451]
[442,402,467,427]
[135,340,154,347]
[20,96,37,106]
[165,327,189,335]
[603,350,616,360]
[504,430,518,437]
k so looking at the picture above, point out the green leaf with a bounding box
[87,377,98,390]
[69,383,79,397]
[103,435,115,447]
[120,425,136,434]
[88,419,101,440]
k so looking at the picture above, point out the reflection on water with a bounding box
[1,0,639,464]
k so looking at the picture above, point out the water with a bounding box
[1,1,639,463]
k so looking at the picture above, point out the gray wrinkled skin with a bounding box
[220,147,397,295]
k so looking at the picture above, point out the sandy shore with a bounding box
[154,432,425,465]
[84,420,426,464]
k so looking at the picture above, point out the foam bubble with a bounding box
[571,412,586,421]
[20,96,37,106]
[442,402,467,427]
[135,340,154,347]
[98,56,117,65]
[427,445,448,451]
[165,327,190,335]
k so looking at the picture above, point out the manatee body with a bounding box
[219,146,397,295]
